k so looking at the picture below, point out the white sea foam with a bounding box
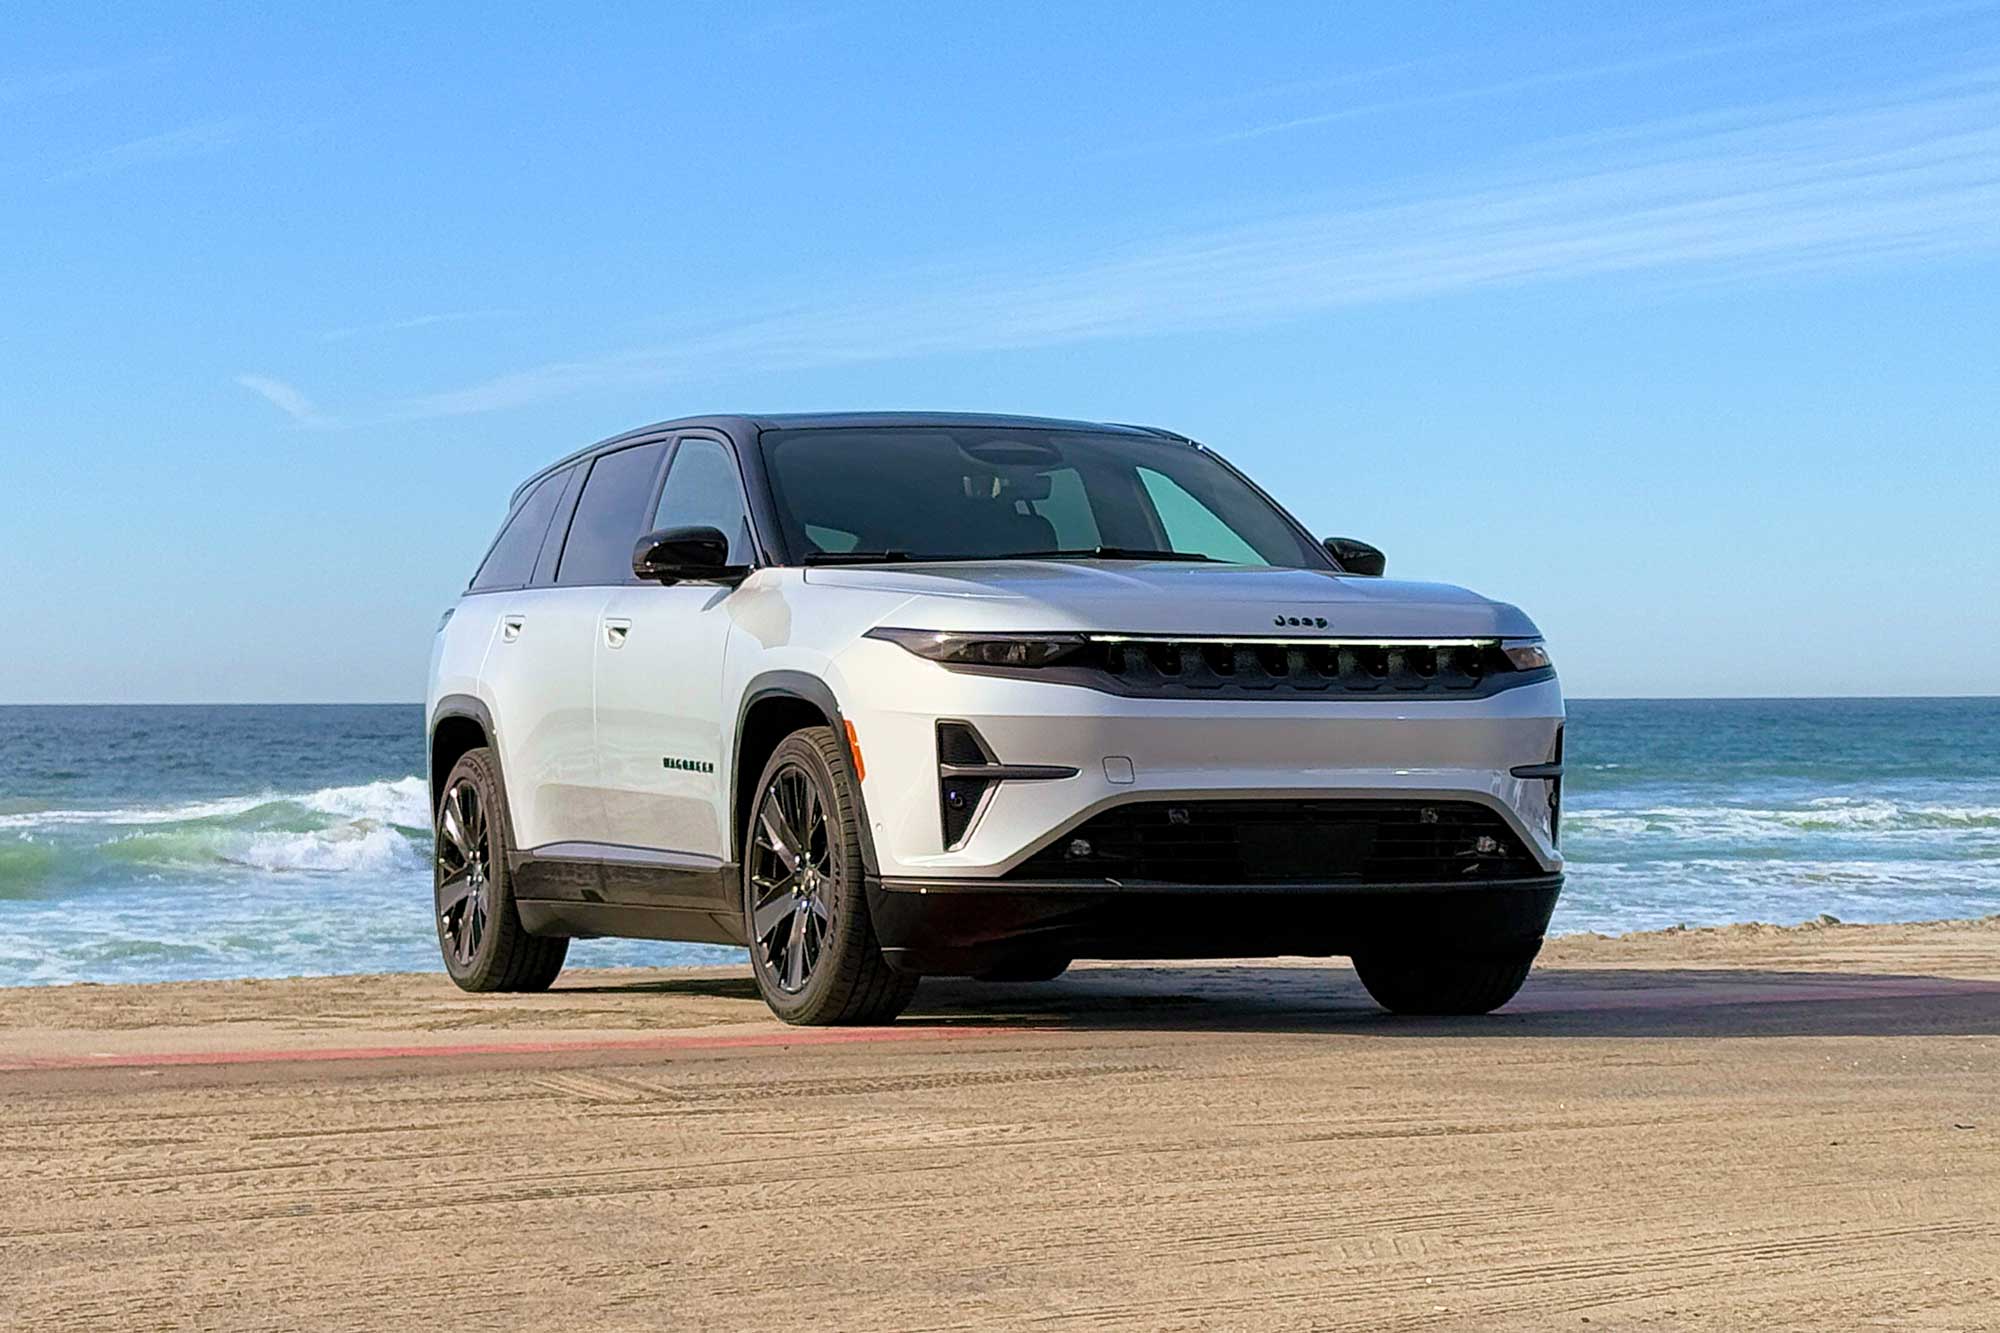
[0,794,274,830]
[1557,855,2000,935]
[0,777,435,888]
[1566,798,2000,842]
[299,776,431,828]
[221,822,425,876]
[0,777,431,833]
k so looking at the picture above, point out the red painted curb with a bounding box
[0,1023,1042,1072]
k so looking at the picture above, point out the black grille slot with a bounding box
[1054,639,1538,699]
[1010,800,1541,885]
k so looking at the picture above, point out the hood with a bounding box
[804,560,1539,639]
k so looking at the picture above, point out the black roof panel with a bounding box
[510,411,1184,504]
[745,410,1166,434]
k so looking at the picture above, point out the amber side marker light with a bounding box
[844,719,866,782]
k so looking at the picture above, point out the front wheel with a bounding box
[743,728,917,1025]
[1351,944,1540,1015]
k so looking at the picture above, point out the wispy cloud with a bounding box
[235,375,335,428]
[382,69,2000,420]
[733,5,845,45]
[0,54,171,107]
[1139,1,1997,153]
[320,309,517,344]
[54,118,246,182]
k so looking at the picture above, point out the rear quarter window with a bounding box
[469,471,566,591]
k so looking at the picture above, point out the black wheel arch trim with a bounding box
[429,694,501,811]
[733,670,881,876]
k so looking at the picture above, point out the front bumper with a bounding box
[869,874,1564,976]
[837,638,1566,880]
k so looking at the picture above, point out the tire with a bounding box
[743,727,917,1025]
[434,747,568,993]
[1351,943,1540,1016]
[974,957,1071,983]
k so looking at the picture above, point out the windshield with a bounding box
[758,427,1328,567]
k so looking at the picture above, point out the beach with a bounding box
[6,918,1997,1330]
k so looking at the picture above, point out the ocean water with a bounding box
[0,700,1995,986]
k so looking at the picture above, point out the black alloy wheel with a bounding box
[433,747,567,992]
[435,776,492,969]
[743,728,916,1025]
[748,763,834,995]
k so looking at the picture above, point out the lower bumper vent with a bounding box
[1008,799,1541,885]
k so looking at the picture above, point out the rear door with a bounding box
[481,441,667,851]
[460,464,578,845]
[594,432,757,862]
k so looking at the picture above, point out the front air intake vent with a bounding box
[935,721,1080,852]
[937,722,997,849]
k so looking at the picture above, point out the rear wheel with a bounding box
[744,728,916,1025]
[1351,944,1540,1015]
[434,747,567,992]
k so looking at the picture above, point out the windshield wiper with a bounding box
[801,550,918,565]
[996,546,1217,562]
[802,546,1217,566]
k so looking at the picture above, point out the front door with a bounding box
[594,434,755,861]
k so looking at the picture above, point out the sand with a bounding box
[4,918,1998,1330]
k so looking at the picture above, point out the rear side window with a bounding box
[469,471,565,591]
[555,442,668,585]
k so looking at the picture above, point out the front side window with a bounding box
[470,469,565,590]
[757,427,1324,566]
[652,438,751,564]
[555,442,668,585]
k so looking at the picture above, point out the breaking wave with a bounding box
[1565,797,2000,843]
[0,777,432,896]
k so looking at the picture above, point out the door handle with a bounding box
[603,618,632,649]
[501,616,525,643]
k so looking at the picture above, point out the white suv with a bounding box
[427,413,1564,1024]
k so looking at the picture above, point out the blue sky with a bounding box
[3,0,1997,702]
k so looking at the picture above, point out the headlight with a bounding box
[1500,639,1552,671]
[865,627,1088,668]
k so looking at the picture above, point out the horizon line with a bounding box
[4,695,1998,708]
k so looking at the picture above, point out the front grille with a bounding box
[1008,800,1542,885]
[1025,639,1548,699]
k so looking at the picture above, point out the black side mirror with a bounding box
[1323,537,1386,577]
[633,526,748,585]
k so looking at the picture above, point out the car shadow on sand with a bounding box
[554,975,765,1000]
[887,965,2000,1039]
